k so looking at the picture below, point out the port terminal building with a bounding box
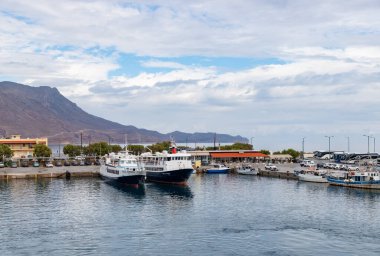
[189,150,269,166]
[0,135,48,158]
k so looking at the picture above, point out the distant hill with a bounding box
[0,81,247,145]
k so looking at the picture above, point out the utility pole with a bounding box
[302,137,305,160]
[373,137,376,153]
[325,136,334,161]
[345,136,350,153]
[363,135,371,154]
[80,132,83,155]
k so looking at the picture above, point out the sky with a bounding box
[1,0,380,152]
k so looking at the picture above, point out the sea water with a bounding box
[1,175,380,255]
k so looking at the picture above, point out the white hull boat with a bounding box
[237,167,258,175]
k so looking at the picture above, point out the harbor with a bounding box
[2,172,380,256]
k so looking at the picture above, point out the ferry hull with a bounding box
[146,168,193,184]
[100,173,145,185]
[100,165,145,185]
[327,177,380,189]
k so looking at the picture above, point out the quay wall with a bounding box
[0,166,99,180]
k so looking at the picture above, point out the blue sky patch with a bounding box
[108,54,286,77]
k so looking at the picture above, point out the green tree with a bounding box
[0,144,13,161]
[147,141,171,153]
[86,142,109,156]
[260,149,270,155]
[280,148,300,160]
[206,142,253,151]
[127,145,145,155]
[109,144,122,153]
[63,144,81,157]
[34,144,52,158]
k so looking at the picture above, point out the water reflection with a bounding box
[104,181,146,198]
[148,183,193,199]
[327,185,380,200]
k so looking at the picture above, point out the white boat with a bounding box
[295,169,328,183]
[237,166,258,175]
[206,164,230,174]
[139,141,194,184]
[100,151,145,185]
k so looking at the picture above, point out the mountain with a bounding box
[0,81,247,145]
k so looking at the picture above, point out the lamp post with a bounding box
[325,136,334,161]
[346,136,350,153]
[250,137,254,150]
[302,137,305,160]
[363,135,371,154]
[373,137,376,153]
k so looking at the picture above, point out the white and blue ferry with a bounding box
[100,151,145,185]
[139,142,194,184]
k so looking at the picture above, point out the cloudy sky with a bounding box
[1,0,380,152]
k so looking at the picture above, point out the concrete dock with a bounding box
[0,166,99,180]
[1,162,300,180]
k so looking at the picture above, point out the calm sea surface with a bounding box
[1,174,380,256]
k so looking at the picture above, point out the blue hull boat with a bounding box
[206,164,230,174]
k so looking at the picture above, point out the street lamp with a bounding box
[250,137,254,150]
[302,137,305,160]
[363,135,371,154]
[373,137,376,153]
[325,136,334,160]
[345,136,350,153]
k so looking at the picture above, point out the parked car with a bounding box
[94,159,101,166]
[45,161,54,168]
[11,161,18,168]
[64,160,71,166]
[55,160,63,167]
[265,164,278,171]
[300,160,315,167]
[20,160,29,167]
[71,160,79,166]
[0,162,4,168]
[316,163,324,169]
[32,161,40,167]
[347,165,360,171]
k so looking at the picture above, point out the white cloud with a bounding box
[2,1,380,151]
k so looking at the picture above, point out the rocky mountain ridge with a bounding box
[0,81,247,145]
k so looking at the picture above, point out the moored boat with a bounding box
[327,170,380,189]
[139,141,194,184]
[100,151,145,185]
[295,169,328,183]
[237,166,258,175]
[206,163,230,174]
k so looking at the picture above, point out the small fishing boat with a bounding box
[100,151,145,185]
[295,169,328,183]
[237,166,258,175]
[205,164,230,174]
[327,170,380,189]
